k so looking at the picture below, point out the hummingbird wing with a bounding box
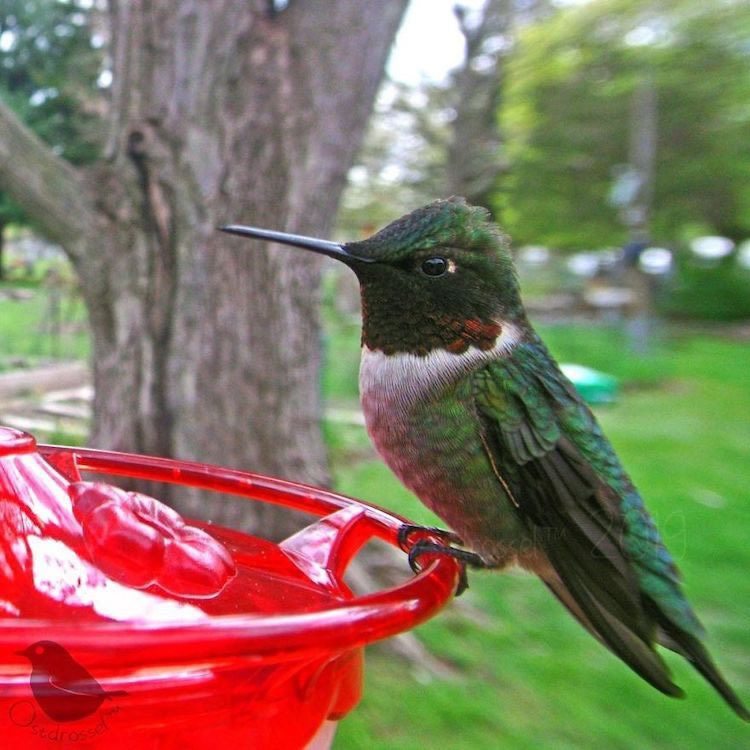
[472,340,730,701]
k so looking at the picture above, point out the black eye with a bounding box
[420,256,448,277]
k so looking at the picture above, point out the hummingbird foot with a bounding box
[397,523,464,552]
[406,539,488,597]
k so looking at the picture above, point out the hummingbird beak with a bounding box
[219,225,373,266]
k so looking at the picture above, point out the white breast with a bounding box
[359,320,521,410]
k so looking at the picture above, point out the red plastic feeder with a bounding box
[0,426,460,749]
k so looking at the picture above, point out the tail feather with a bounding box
[540,572,682,698]
[543,572,749,720]
[649,601,749,721]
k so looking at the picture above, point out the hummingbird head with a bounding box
[221,197,525,357]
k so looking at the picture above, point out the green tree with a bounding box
[497,0,750,249]
[0,0,103,277]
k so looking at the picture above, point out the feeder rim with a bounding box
[0,444,460,669]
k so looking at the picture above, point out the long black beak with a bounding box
[219,224,373,265]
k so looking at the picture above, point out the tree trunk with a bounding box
[0,0,407,538]
[446,0,551,208]
[626,72,657,237]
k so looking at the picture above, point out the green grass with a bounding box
[0,283,89,368]
[327,321,750,749]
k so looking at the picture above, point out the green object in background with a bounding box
[561,363,618,405]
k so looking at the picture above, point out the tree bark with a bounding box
[0,98,93,251]
[0,0,407,537]
[446,0,551,208]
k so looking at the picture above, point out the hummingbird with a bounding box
[220,197,748,718]
[18,640,127,722]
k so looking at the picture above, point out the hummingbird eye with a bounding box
[420,256,449,277]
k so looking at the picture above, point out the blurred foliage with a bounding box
[497,0,750,249]
[0,0,105,249]
[658,255,750,322]
[337,80,449,240]
[444,0,552,208]
[0,0,104,163]
[338,0,550,239]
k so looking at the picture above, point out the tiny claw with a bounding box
[397,523,463,552]
[455,568,470,597]
[406,539,487,598]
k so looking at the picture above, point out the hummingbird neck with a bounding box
[361,312,514,356]
[359,281,527,357]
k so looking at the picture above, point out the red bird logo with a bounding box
[17,641,126,723]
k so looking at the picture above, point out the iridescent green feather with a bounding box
[347,196,510,262]
[472,337,750,715]
[476,338,704,637]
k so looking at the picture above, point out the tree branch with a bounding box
[0,97,93,247]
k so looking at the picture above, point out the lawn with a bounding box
[1,276,747,746]
[326,318,750,749]
[0,281,88,368]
